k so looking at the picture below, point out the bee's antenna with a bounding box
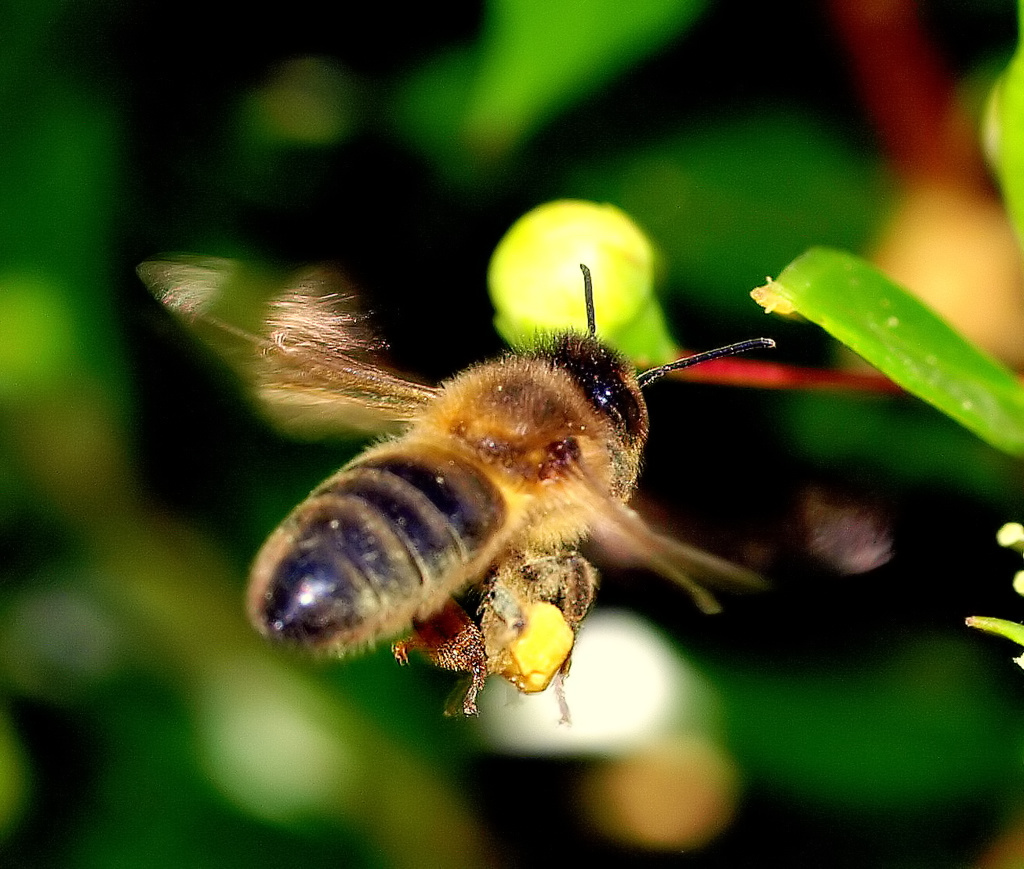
[580,263,596,337]
[637,338,776,388]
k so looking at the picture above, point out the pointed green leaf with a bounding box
[754,247,1024,455]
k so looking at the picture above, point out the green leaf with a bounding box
[987,0,1024,247]
[754,247,1024,455]
[397,0,709,168]
[464,0,709,154]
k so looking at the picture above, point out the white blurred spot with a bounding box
[0,586,118,700]
[479,609,712,755]
[196,659,351,822]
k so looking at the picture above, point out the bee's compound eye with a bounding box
[549,335,646,441]
[257,549,365,646]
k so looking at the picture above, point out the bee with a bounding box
[140,257,773,715]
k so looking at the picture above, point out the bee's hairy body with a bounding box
[140,255,768,715]
[248,333,648,660]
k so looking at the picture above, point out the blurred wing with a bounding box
[139,256,439,436]
[572,468,766,614]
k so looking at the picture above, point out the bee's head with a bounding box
[546,263,775,445]
[547,332,648,445]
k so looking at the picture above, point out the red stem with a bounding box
[666,355,903,393]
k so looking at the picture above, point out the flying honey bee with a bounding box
[140,257,773,715]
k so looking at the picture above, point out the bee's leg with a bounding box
[480,578,527,656]
[392,600,488,716]
[551,670,572,726]
[521,552,598,632]
[478,553,598,698]
[481,552,596,644]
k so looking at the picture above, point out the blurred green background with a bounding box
[3,0,1024,866]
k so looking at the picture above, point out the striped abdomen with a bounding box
[248,447,506,648]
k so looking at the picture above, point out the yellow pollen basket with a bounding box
[499,601,575,693]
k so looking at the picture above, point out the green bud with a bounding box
[966,615,1024,651]
[488,200,676,363]
[996,521,1024,553]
